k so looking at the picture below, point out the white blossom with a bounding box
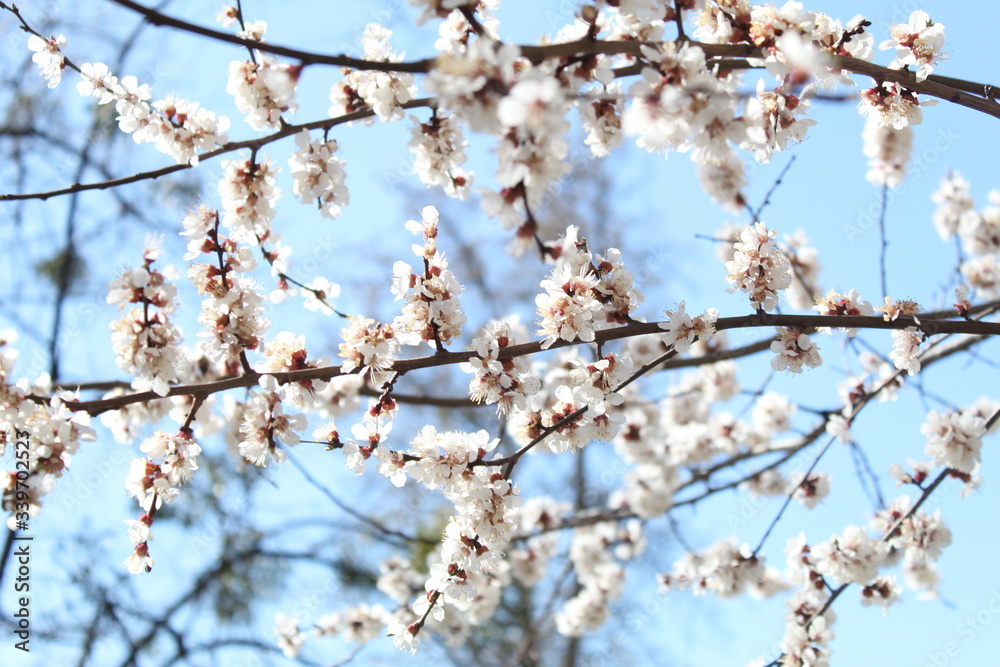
[288,131,349,219]
[27,34,66,88]
[922,409,986,473]
[725,222,792,312]
[880,11,946,82]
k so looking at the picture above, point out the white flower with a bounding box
[725,222,792,312]
[659,302,718,353]
[408,110,472,199]
[27,34,66,88]
[813,289,874,337]
[274,614,306,658]
[859,81,933,130]
[238,391,306,467]
[932,171,975,240]
[880,11,946,82]
[387,618,420,655]
[195,276,270,364]
[288,130,349,219]
[339,316,398,383]
[753,392,797,436]
[862,115,912,188]
[330,25,416,123]
[461,320,539,414]
[788,472,831,509]
[123,517,153,544]
[889,327,923,375]
[124,542,154,574]
[813,525,886,586]
[741,80,817,163]
[314,604,389,642]
[922,409,986,473]
[218,158,281,242]
[392,206,466,348]
[302,277,341,315]
[536,264,602,348]
[770,328,822,373]
[107,246,183,397]
[228,57,299,130]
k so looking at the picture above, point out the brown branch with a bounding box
[67,2,1000,121]
[106,0,434,72]
[32,310,1000,416]
[4,18,1000,204]
[805,468,950,626]
[516,316,993,542]
[0,98,435,202]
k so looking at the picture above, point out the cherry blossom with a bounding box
[392,206,467,348]
[659,302,719,353]
[859,80,934,130]
[408,110,473,199]
[75,62,229,165]
[331,25,417,123]
[288,130,349,219]
[461,319,540,414]
[224,19,300,130]
[921,409,986,473]
[238,390,306,467]
[218,157,281,242]
[725,222,792,312]
[788,471,831,509]
[27,33,66,88]
[107,239,183,397]
[880,11,946,82]
[932,171,975,240]
[771,327,822,373]
[274,614,306,658]
[812,524,886,586]
[339,316,399,384]
[813,288,873,337]
[4,2,1000,663]
[862,115,912,188]
[889,327,923,376]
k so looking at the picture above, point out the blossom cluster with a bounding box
[556,521,645,636]
[391,206,467,348]
[330,24,417,122]
[183,204,270,365]
[227,33,300,131]
[535,226,643,348]
[237,385,307,467]
[27,33,66,88]
[7,2,999,664]
[288,130,350,219]
[408,110,474,199]
[1,381,95,532]
[77,62,229,164]
[933,172,1000,300]
[107,238,183,397]
[461,319,541,414]
[123,429,202,572]
[880,10,946,82]
[725,222,792,312]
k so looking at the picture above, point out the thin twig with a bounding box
[878,182,889,299]
[0,99,434,201]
